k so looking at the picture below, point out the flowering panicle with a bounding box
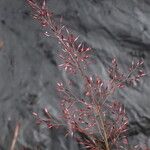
[27,1,147,150]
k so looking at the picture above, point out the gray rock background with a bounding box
[0,0,150,149]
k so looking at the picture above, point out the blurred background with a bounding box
[0,0,150,149]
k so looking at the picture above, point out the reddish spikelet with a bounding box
[27,1,147,150]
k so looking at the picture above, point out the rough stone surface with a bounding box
[0,0,150,149]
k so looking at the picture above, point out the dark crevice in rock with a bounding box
[37,42,57,66]
[1,19,6,25]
